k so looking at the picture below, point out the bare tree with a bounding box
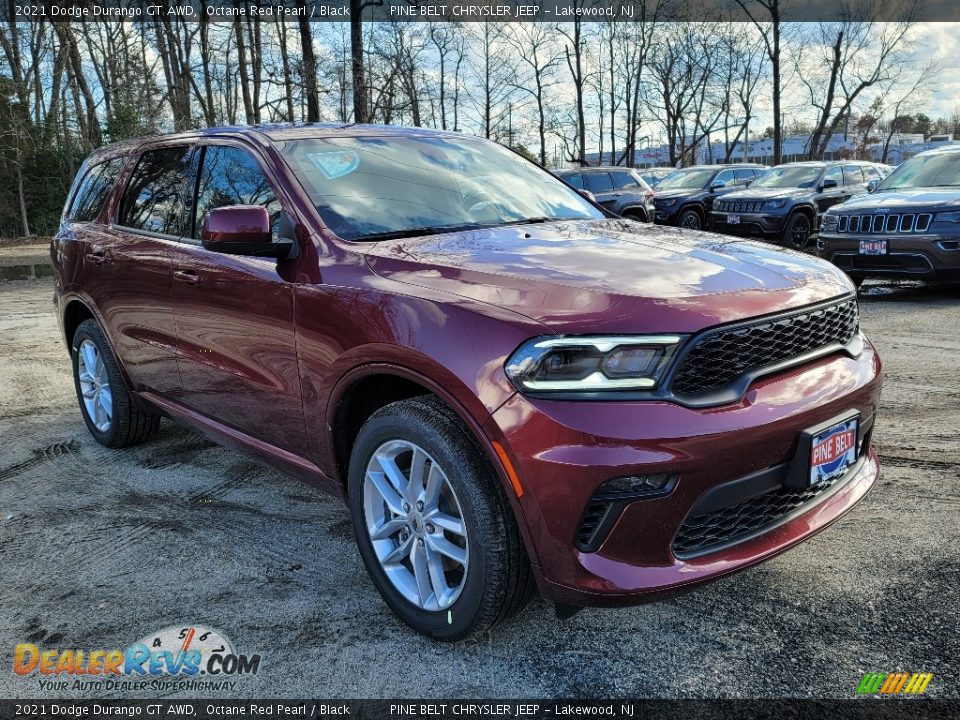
[503,24,561,165]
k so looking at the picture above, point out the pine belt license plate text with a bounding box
[727,214,741,224]
[859,239,887,255]
[810,418,858,485]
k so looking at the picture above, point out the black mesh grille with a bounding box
[672,477,839,558]
[576,501,612,550]
[670,297,859,396]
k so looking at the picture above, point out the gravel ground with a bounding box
[0,278,957,699]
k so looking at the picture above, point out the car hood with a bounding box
[835,188,960,213]
[363,218,853,335]
[654,188,703,201]
[721,187,810,201]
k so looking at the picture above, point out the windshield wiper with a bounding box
[352,217,574,242]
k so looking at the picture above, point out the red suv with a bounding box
[52,125,882,640]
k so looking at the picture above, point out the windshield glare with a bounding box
[278,135,602,240]
[656,168,716,190]
[753,166,822,189]
[878,152,960,191]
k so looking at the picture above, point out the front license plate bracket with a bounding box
[785,411,861,489]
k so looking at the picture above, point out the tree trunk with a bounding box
[298,4,320,122]
[350,0,368,123]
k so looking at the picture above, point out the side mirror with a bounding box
[201,205,295,259]
[578,189,597,202]
[710,181,728,192]
[866,178,880,193]
[820,178,839,191]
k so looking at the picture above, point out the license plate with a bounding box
[727,214,741,224]
[810,418,858,485]
[859,239,887,255]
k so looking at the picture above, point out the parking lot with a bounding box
[0,277,957,699]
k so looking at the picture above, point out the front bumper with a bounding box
[710,211,787,239]
[485,339,882,606]
[819,232,960,280]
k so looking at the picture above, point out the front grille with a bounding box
[715,200,764,213]
[670,297,859,396]
[672,476,839,558]
[836,212,931,234]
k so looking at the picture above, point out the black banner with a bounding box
[3,0,959,23]
[1,700,959,720]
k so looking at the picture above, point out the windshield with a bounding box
[656,168,716,190]
[752,166,822,189]
[278,135,602,241]
[877,152,960,191]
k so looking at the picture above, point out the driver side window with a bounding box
[192,145,281,239]
[713,169,735,187]
[823,166,844,187]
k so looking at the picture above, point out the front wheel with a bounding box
[677,208,702,230]
[783,213,813,250]
[348,396,533,640]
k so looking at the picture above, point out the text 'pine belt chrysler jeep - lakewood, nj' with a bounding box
[52,124,882,640]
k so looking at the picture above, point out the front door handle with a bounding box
[173,269,201,286]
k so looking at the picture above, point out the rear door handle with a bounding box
[173,269,201,286]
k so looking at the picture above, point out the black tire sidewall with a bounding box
[347,402,499,640]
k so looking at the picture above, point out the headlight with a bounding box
[821,214,839,232]
[656,198,677,207]
[935,211,960,223]
[764,199,787,209]
[504,335,683,393]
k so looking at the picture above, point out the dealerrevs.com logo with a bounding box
[857,672,934,695]
[13,625,262,692]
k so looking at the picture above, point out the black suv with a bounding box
[711,161,881,249]
[555,167,655,221]
[819,146,960,284]
[652,164,766,230]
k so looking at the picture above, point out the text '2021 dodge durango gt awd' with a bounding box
[52,125,882,640]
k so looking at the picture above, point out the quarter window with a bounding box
[120,147,193,236]
[69,157,125,222]
[193,145,280,238]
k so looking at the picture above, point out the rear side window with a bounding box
[68,157,125,222]
[843,165,865,185]
[562,173,583,189]
[120,146,193,236]
[583,173,614,193]
[610,171,640,189]
[192,145,280,238]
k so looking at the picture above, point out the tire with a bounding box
[71,318,160,448]
[348,395,534,640]
[677,208,702,230]
[621,209,647,223]
[783,212,813,250]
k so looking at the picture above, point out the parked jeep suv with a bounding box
[555,166,656,221]
[819,146,960,284]
[653,164,766,230]
[712,161,880,249]
[53,125,881,640]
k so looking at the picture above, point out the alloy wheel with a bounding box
[789,217,812,249]
[77,339,113,433]
[362,439,469,611]
[680,212,701,230]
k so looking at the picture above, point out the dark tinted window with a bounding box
[69,157,125,222]
[120,147,192,236]
[843,165,865,185]
[193,145,281,238]
[583,172,614,193]
[610,171,640,189]
[561,172,583,189]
